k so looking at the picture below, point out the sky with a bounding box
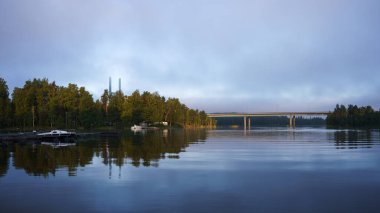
[1,0,380,112]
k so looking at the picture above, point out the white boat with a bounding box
[131,125,143,131]
[37,130,76,137]
[131,122,160,132]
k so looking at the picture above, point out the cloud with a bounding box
[1,0,380,112]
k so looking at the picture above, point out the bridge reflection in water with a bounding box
[207,112,330,129]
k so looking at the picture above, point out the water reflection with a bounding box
[2,128,379,178]
[0,143,10,176]
[333,130,374,149]
[2,128,380,212]
[0,129,207,177]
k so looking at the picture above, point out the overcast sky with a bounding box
[1,0,379,112]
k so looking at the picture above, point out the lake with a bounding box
[1,127,380,212]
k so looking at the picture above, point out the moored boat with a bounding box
[130,123,159,132]
[131,125,143,131]
[37,130,77,141]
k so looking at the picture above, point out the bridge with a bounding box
[207,112,331,129]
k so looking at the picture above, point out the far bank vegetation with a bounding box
[327,104,380,127]
[0,78,214,130]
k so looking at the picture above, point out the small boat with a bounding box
[130,122,159,132]
[131,125,143,131]
[37,130,77,141]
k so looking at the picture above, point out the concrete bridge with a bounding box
[207,112,331,128]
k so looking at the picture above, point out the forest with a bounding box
[0,77,214,130]
[326,104,380,127]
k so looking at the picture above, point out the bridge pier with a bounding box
[289,115,292,127]
[293,116,296,127]
[244,116,247,130]
[243,117,251,130]
[289,115,296,127]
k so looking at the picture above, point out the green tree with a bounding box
[122,90,143,124]
[12,87,29,128]
[100,89,109,119]
[78,87,96,128]
[165,98,182,126]
[47,83,63,127]
[141,91,165,123]
[0,78,11,128]
[59,83,80,128]
[108,91,125,126]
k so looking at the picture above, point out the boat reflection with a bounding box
[41,141,77,148]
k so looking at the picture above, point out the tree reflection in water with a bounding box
[333,130,373,149]
[0,129,207,177]
[0,143,10,177]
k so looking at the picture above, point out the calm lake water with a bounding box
[1,127,380,212]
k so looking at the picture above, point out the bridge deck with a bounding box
[207,112,330,118]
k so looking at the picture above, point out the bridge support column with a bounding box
[248,117,251,130]
[293,116,296,127]
[244,116,247,130]
[289,115,296,127]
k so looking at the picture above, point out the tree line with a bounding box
[0,77,214,130]
[326,104,380,127]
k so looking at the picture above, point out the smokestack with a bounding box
[109,77,112,94]
[119,78,121,92]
